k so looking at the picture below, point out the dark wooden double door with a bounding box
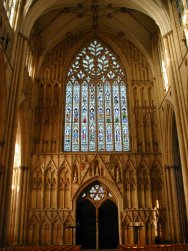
[76,199,119,249]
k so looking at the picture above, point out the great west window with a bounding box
[64,40,129,152]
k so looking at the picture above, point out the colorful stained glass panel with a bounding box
[64,40,130,152]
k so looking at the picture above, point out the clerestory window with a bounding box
[64,39,129,152]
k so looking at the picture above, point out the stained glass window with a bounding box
[80,183,112,202]
[176,0,184,24]
[89,184,105,201]
[64,40,130,152]
[175,0,188,47]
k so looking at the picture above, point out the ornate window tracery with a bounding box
[64,40,129,152]
[89,184,105,201]
[81,183,112,203]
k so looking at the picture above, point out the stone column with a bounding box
[13,166,28,245]
[165,165,182,242]
[0,33,28,247]
[127,185,131,208]
[163,33,188,221]
[165,166,174,242]
[132,177,138,208]
[96,207,99,249]
[145,181,152,209]
[119,209,122,245]
[169,165,182,242]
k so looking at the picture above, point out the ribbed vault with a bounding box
[21,0,171,61]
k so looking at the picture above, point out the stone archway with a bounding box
[76,181,119,249]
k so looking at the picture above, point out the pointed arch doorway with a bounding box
[76,199,96,248]
[99,199,119,248]
[76,182,119,249]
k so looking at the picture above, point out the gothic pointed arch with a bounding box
[73,176,123,211]
[64,39,130,152]
[137,161,150,208]
[41,218,51,245]
[163,101,175,165]
[76,181,113,206]
[28,214,40,245]
[52,219,63,245]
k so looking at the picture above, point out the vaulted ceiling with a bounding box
[22,0,171,58]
